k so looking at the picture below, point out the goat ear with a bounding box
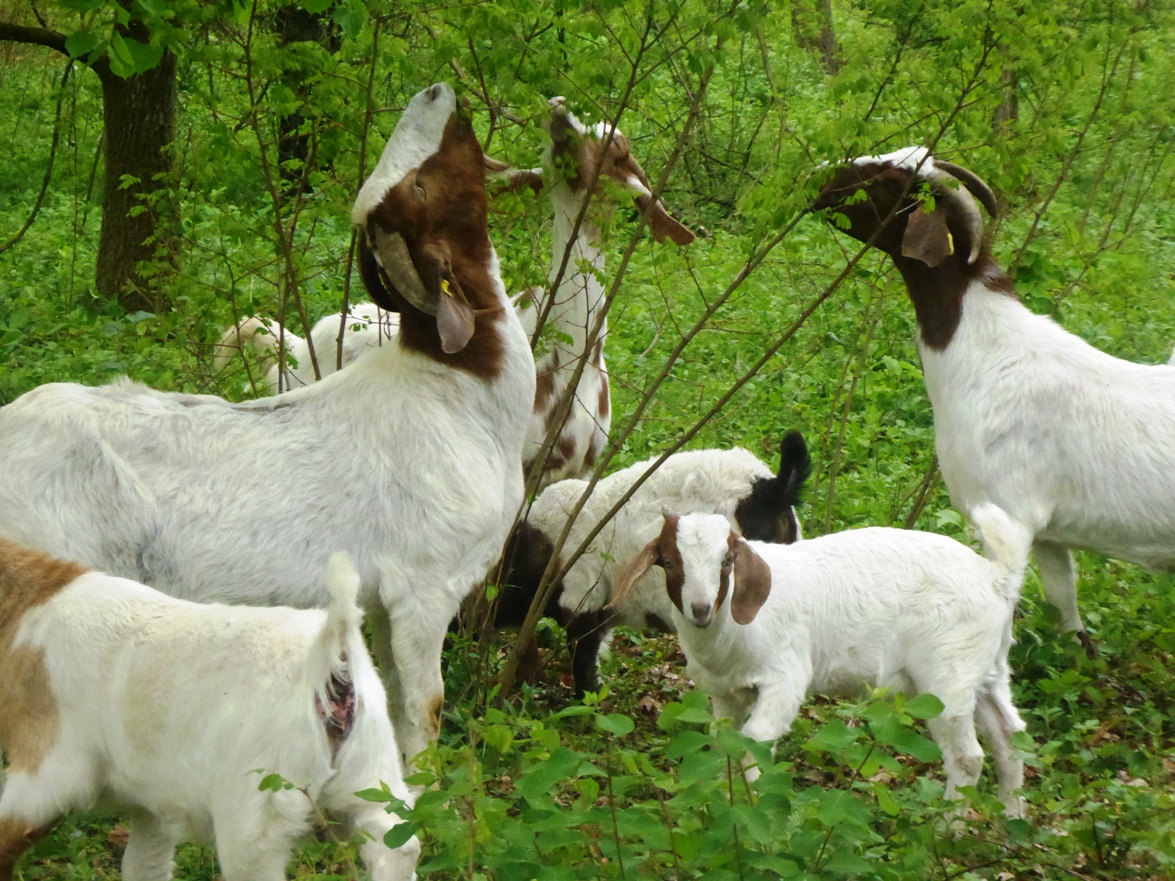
[901,201,954,267]
[730,538,771,625]
[637,195,696,247]
[608,534,660,613]
[416,242,475,354]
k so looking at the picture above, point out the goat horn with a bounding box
[923,165,986,265]
[377,232,432,311]
[933,160,999,219]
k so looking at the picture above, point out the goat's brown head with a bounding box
[610,513,772,628]
[353,83,498,356]
[813,146,1009,350]
[546,98,695,247]
[814,146,998,269]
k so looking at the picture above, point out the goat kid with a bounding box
[496,432,810,697]
[0,544,418,881]
[613,508,1031,817]
[526,98,695,486]
[0,83,536,768]
[214,303,400,394]
[815,146,1175,654]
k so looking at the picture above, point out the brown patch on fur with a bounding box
[659,516,685,614]
[598,373,610,420]
[428,694,444,733]
[361,112,507,379]
[0,541,85,774]
[583,435,601,469]
[0,818,57,880]
[533,367,556,414]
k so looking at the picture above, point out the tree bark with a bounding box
[792,0,840,74]
[0,20,178,314]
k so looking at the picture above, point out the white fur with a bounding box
[0,551,418,881]
[0,84,535,767]
[645,507,1030,815]
[215,304,400,394]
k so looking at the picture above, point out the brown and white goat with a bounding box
[814,146,1175,653]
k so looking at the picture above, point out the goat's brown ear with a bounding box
[637,195,696,247]
[416,241,475,354]
[609,534,660,613]
[901,200,953,267]
[730,538,771,625]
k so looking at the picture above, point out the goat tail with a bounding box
[213,316,290,374]
[969,503,1033,608]
[309,553,366,749]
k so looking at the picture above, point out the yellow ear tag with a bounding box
[441,278,453,297]
[946,231,955,256]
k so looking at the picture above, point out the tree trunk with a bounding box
[793,0,840,74]
[96,48,178,313]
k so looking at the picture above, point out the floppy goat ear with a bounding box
[901,199,954,267]
[730,537,772,624]
[608,533,660,613]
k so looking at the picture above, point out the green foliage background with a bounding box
[1,0,1173,877]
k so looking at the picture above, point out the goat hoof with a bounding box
[1077,630,1097,658]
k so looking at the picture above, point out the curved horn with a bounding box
[933,160,999,219]
[376,232,432,311]
[923,165,986,265]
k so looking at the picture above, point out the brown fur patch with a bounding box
[598,373,610,420]
[0,818,57,879]
[659,516,685,614]
[0,541,84,774]
[533,367,556,414]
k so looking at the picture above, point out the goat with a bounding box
[0,543,419,881]
[496,431,810,697]
[526,98,695,486]
[612,507,1032,816]
[0,83,536,768]
[814,146,1175,654]
[214,304,400,394]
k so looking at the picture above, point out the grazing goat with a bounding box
[814,146,1175,653]
[613,508,1031,816]
[526,98,695,486]
[0,83,536,768]
[214,303,400,394]
[0,543,419,881]
[497,432,810,697]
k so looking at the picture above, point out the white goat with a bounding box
[815,146,1175,654]
[0,543,419,881]
[525,98,695,486]
[612,507,1032,816]
[497,432,810,696]
[0,83,536,767]
[214,303,400,394]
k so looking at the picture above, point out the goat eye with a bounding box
[655,556,669,569]
[415,182,427,200]
[722,556,733,569]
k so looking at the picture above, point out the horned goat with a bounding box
[497,432,810,697]
[613,507,1031,816]
[0,82,536,768]
[0,544,419,881]
[814,146,1175,654]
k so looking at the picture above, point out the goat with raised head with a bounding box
[613,507,1031,816]
[497,431,810,697]
[214,303,400,394]
[814,146,1175,653]
[526,98,695,486]
[0,544,419,881]
[0,83,536,768]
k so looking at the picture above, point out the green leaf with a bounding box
[903,693,945,719]
[65,30,101,58]
[302,0,333,12]
[383,821,419,849]
[595,712,635,737]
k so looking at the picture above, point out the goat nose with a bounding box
[690,602,712,625]
[426,83,443,101]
